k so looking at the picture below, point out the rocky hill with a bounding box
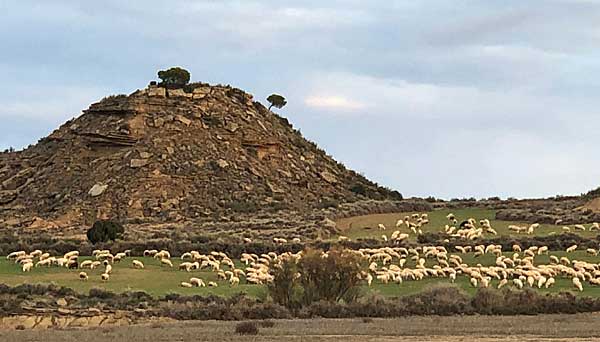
[0,82,404,233]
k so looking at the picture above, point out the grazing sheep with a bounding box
[208,281,218,287]
[378,223,386,231]
[179,262,194,272]
[160,258,173,267]
[573,277,584,292]
[22,262,33,272]
[566,245,578,253]
[7,251,26,260]
[79,272,88,281]
[180,282,193,288]
[101,273,110,281]
[144,249,158,257]
[105,264,112,274]
[190,277,206,287]
[513,279,524,289]
[132,260,144,269]
[80,260,93,269]
[35,259,52,267]
[366,273,373,286]
[154,250,171,260]
[64,251,79,259]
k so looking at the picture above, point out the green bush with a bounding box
[267,94,287,111]
[158,67,190,87]
[86,220,125,244]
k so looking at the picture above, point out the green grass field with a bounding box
[2,250,600,298]
[1,208,599,299]
[0,257,265,298]
[336,208,597,241]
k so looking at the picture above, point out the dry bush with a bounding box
[268,247,363,308]
[259,320,275,328]
[235,321,259,335]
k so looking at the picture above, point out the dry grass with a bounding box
[2,315,600,341]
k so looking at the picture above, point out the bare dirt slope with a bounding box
[583,197,600,213]
[0,83,401,231]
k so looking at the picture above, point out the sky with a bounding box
[1,0,600,199]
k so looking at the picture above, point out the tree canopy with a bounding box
[267,94,287,111]
[157,67,191,86]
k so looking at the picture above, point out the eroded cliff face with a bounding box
[0,83,402,231]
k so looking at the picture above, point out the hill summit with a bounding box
[0,81,402,230]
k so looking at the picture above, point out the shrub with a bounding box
[158,67,190,87]
[234,321,259,335]
[259,320,275,328]
[267,94,287,111]
[268,258,301,309]
[86,220,125,244]
[299,248,363,305]
[350,183,367,196]
[268,248,364,308]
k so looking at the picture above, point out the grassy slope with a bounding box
[337,208,598,241]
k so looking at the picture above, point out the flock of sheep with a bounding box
[5,212,600,294]
[5,247,292,290]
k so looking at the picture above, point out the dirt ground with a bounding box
[583,197,600,212]
[3,314,600,341]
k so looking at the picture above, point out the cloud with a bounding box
[2,1,600,198]
[304,95,366,111]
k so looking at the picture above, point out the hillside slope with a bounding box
[0,83,402,229]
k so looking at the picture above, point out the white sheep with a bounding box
[573,277,583,292]
[566,245,578,253]
[190,277,206,287]
[132,260,144,269]
[22,262,33,272]
[79,272,88,281]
